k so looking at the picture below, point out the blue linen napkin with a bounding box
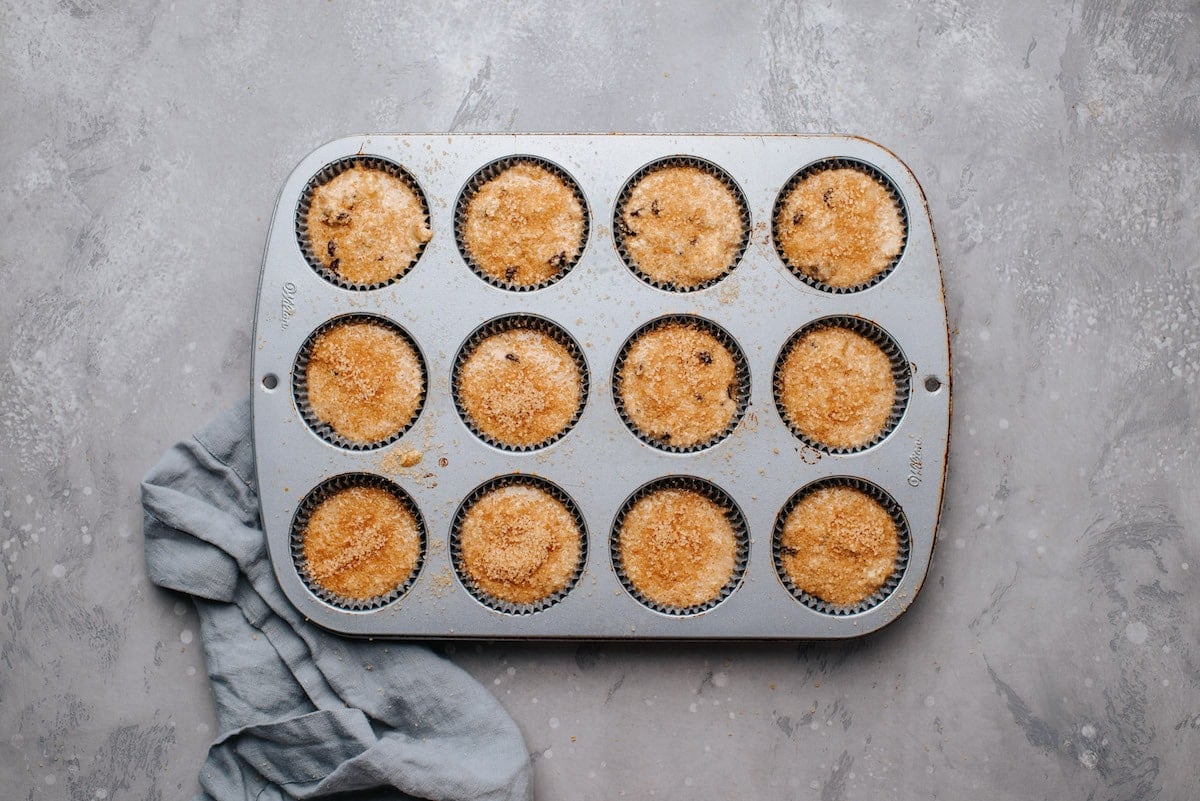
[142,399,531,801]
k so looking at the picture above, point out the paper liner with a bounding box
[772,315,910,454]
[451,314,589,452]
[612,314,751,453]
[612,156,751,292]
[290,473,426,611]
[453,155,590,291]
[292,313,427,451]
[610,476,749,616]
[770,157,909,293]
[772,476,910,615]
[296,155,431,290]
[448,474,588,615]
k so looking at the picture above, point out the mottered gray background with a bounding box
[2,1,1198,798]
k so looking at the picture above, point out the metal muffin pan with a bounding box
[251,133,950,640]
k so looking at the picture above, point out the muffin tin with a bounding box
[252,134,950,640]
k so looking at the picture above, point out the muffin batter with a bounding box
[777,325,895,449]
[456,326,582,448]
[302,485,421,600]
[462,161,585,287]
[618,164,744,289]
[775,166,904,288]
[778,485,899,607]
[618,321,739,448]
[459,483,582,605]
[306,164,431,285]
[618,487,738,609]
[305,321,424,445]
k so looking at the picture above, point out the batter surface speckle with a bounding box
[775,167,904,288]
[306,164,431,285]
[302,485,421,601]
[778,485,899,607]
[459,484,582,605]
[462,161,585,287]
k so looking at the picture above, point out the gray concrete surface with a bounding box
[2,1,1198,798]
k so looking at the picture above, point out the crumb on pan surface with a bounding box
[459,484,581,605]
[306,164,431,285]
[462,162,585,287]
[302,485,420,600]
[618,322,738,448]
[380,449,423,471]
[619,488,737,608]
[306,321,423,444]
[778,325,894,449]
[778,485,898,606]
[775,167,903,288]
[457,327,582,447]
[619,165,743,288]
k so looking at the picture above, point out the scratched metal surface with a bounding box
[252,133,950,640]
[2,1,1198,798]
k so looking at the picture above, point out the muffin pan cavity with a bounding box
[292,313,428,451]
[772,157,908,293]
[297,155,432,290]
[452,314,589,452]
[773,315,910,454]
[455,155,590,291]
[613,314,750,453]
[450,474,588,615]
[614,156,751,292]
[290,472,427,611]
[772,476,911,616]
[611,475,749,616]
[253,134,949,639]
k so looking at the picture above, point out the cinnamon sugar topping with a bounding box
[459,484,582,605]
[305,321,424,445]
[775,167,903,288]
[302,485,421,600]
[777,325,895,449]
[618,321,739,448]
[457,326,582,448]
[778,485,899,606]
[462,162,585,287]
[618,488,738,609]
[619,165,744,288]
[306,164,431,285]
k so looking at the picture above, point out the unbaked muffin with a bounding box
[305,163,432,286]
[617,320,741,449]
[301,484,421,601]
[458,482,582,607]
[617,486,739,609]
[777,484,899,607]
[774,165,904,288]
[776,324,896,450]
[455,323,584,448]
[460,160,586,287]
[617,163,745,289]
[303,319,425,445]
